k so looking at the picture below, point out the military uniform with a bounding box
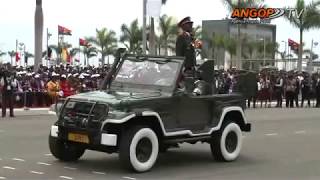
[176,31,196,71]
[301,77,311,107]
[176,17,196,93]
[274,76,284,107]
[316,78,320,107]
[1,72,18,117]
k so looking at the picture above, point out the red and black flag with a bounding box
[79,38,90,47]
[58,25,72,35]
[288,38,299,51]
[15,52,20,62]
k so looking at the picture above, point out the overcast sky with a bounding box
[0,0,319,65]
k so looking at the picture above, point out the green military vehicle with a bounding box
[49,50,251,172]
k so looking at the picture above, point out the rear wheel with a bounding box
[49,135,85,162]
[119,126,159,172]
[210,121,242,162]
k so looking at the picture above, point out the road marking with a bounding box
[0,177,6,179]
[12,158,25,162]
[30,171,44,175]
[92,171,106,175]
[295,130,306,134]
[59,176,73,179]
[3,166,15,170]
[123,177,136,180]
[37,162,51,166]
[265,133,278,136]
[64,166,77,170]
[44,153,52,156]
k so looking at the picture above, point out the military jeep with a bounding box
[49,52,251,172]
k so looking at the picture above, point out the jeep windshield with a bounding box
[113,57,181,89]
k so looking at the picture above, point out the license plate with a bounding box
[68,133,89,144]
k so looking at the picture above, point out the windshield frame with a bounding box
[110,55,184,93]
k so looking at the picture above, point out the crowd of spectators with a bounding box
[0,63,109,111]
[215,68,320,108]
[1,63,320,113]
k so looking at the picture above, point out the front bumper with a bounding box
[50,125,118,146]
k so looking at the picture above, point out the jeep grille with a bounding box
[60,100,109,129]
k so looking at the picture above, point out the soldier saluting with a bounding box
[176,17,197,93]
[176,16,196,72]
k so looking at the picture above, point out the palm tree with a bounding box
[24,52,34,65]
[88,28,117,65]
[284,0,320,71]
[82,46,97,66]
[49,44,62,58]
[0,51,6,57]
[202,31,226,65]
[242,38,259,70]
[69,48,80,64]
[158,15,177,55]
[120,19,143,54]
[224,36,237,68]
[149,0,168,55]
[8,50,16,64]
[193,25,202,40]
[0,51,6,63]
[222,0,265,69]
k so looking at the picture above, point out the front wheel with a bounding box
[210,121,243,162]
[49,135,85,162]
[119,126,159,172]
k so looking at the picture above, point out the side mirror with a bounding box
[54,103,63,117]
[49,99,65,117]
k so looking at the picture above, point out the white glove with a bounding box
[58,91,64,97]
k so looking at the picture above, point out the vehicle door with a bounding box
[176,94,213,131]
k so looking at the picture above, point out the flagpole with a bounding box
[142,0,147,54]
[47,28,49,67]
[15,39,18,66]
[79,42,81,67]
[57,30,60,66]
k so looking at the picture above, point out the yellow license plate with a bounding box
[68,133,89,144]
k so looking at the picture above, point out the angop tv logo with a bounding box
[231,8,285,19]
[230,7,304,24]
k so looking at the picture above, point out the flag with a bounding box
[288,38,299,51]
[15,52,20,62]
[147,0,162,17]
[58,25,72,35]
[79,38,90,47]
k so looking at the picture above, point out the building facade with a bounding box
[202,19,277,70]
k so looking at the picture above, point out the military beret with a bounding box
[178,16,193,27]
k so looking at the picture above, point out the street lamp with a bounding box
[259,37,266,66]
[18,42,25,67]
[281,40,287,70]
[309,39,318,73]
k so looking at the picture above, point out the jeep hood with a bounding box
[69,90,167,106]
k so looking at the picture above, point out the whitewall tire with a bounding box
[211,122,242,162]
[119,126,159,172]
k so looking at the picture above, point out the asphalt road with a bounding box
[0,108,320,180]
